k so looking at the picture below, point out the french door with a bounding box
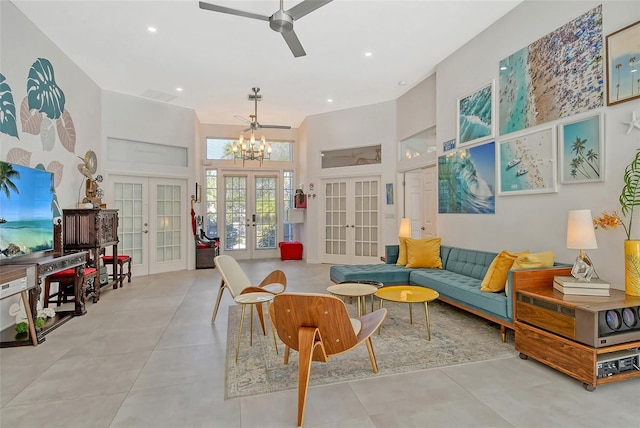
[107,175,187,275]
[321,176,380,264]
[220,171,279,260]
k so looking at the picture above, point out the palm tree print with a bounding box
[630,57,637,95]
[0,162,20,199]
[569,137,599,179]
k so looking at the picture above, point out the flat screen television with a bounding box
[0,161,55,260]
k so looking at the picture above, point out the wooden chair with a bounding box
[211,254,287,334]
[102,254,132,288]
[269,292,387,427]
[44,267,98,307]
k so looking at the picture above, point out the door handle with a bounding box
[421,227,425,230]
[143,230,148,234]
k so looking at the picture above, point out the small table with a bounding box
[327,283,379,316]
[375,285,439,340]
[233,292,275,363]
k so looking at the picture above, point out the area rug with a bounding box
[225,299,517,399]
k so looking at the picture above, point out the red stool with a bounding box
[102,255,132,288]
[278,241,303,260]
[44,267,98,307]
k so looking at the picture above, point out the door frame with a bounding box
[106,173,189,276]
[219,169,281,260]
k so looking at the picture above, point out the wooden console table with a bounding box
[1,251,88,347]
[516,287,640,391]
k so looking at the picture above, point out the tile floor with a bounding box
[1,259,638,428]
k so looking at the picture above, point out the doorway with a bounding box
[220,171,280,260]
[321,176,380,264]
[107,175,188,275]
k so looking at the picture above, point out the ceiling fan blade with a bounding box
[234,115,252,124]
[259,124,292,130]
[287,0,333,20]
[281,30,306,57]
[198,1,269,22]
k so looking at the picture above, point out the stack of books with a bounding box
[553,276,610,297]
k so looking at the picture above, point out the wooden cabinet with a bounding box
[516,287,640,390]
[62,209,119,300]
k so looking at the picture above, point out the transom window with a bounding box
[206,138,293,162]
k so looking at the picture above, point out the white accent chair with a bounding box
[211,255,287,335]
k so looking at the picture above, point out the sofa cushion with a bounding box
[409,269,508,320]
[480,250,526,293]
[512,250,555,270]
[406,238,443,269]
[443,247,497,280]
[396,237,409,266]
[329,263,412,285]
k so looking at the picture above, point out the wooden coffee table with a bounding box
[375,285,439,340]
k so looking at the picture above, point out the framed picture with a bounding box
[497,126,557,196]
[385,183,394,205]
[559,112,605,184]
[194,183,202,203]
[499,6,603,134]
[606,20,640,106]
[457,81,494,147]
[442,139,456,152]
[438,141,495,214]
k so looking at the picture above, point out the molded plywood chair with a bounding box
[270,292,387,427]
[211,255,287,334]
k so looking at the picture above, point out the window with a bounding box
[205,169,218,238]
[206,138,294,162]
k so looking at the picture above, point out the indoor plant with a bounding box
[594,150,640,296]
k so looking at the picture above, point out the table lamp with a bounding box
[398,217,412,238]
[566,209,598,281]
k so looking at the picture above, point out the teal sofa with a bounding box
[330,245,572,341]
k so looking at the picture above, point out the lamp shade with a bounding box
[566,209,597,250]
[398,217,412,238]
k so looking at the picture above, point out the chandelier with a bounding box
[232,132,272,166]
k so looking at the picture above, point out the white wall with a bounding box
[397,74,437,142]
[1,1,101,328]
[303,101,397,262]
[435,1,640,289]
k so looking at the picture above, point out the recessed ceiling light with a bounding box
[327,98,333,103]
[398,81,407,86]
[365,52,373,57]
[176,87,183,92]
[147,26,157,33]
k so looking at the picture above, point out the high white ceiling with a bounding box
[12,0,522,128]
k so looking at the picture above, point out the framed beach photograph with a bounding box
[497,126,557,196]
[606,20,640,106]
[559,112,604,184]
[457,81,494,147]
[438,141,495,214]
[499,6,603,134]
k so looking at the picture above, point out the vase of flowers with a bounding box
[593,150,640,296]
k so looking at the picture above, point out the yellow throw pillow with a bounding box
[396,237,408,266]
[481,250,528,293]
[512,250,555,270]
[405,238,443,269]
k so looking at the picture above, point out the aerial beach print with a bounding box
[559,113,603,183]
[438,141,495,214]
[498,127,556,195]
[606,20,640,105]
[458,82,493,146]
[499,5,603,135]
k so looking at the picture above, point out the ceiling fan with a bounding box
[234,87,291,132]
[198,0,333,57]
